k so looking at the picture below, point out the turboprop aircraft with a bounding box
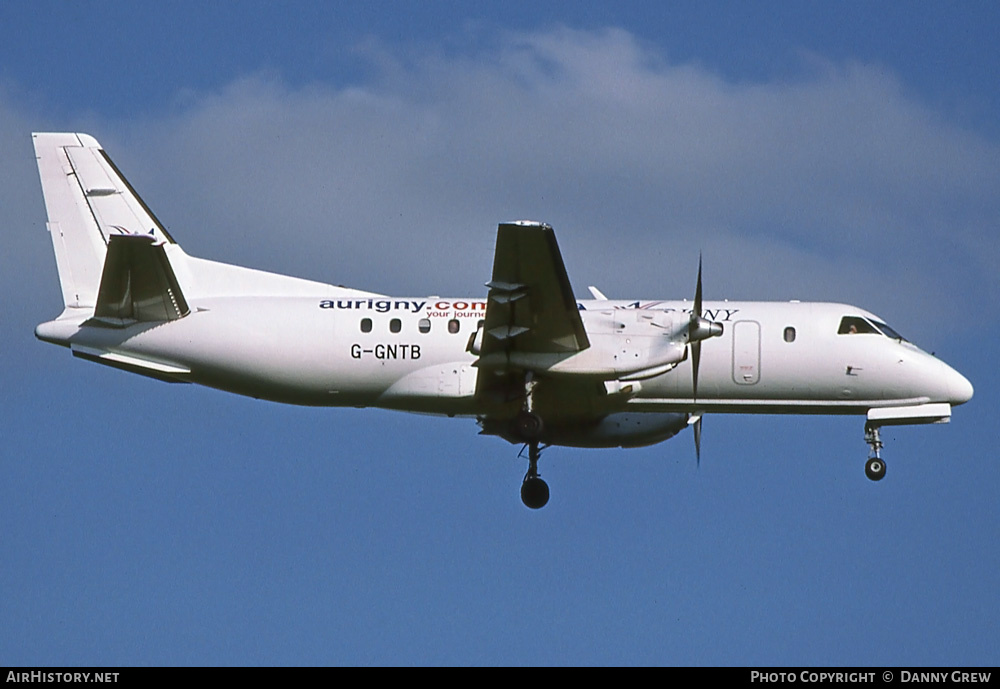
[31,133,974,509]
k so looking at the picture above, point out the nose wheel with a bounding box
[865,457,886,481]
[864,423,887,481]
[520,441,549,509]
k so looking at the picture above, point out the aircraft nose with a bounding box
[948,368,974,406]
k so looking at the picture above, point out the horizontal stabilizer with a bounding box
[93,234,190,324]
[71,345,190,384]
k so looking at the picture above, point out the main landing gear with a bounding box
[515,373,549,509]
[514,410,548,508]
[864,422,887,481]
[520,441,549,510]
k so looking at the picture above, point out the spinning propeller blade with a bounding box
[690,254,705,402]
[688,254,721,466]
[694,415,702,466]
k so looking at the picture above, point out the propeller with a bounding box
[691,255,705,401]
[687,254,722,465]
[688,412,703,465]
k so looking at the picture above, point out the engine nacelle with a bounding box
[476,334,687,380]
[546,412,689,448]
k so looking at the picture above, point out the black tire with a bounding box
[865,457,886,482]
[513,411,544,441]
[520,477,550,509]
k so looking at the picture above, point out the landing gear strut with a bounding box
[520,442,549,509]
[513,372,544,439]
[514,372,549,508]
[864,422,886,481]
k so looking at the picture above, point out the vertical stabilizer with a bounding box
[32,133,174,309]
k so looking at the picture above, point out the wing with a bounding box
[480,221,589,358]
[474,222,590,409]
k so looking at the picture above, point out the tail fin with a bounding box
[32,133,175,310]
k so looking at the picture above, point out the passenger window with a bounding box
[783,327,796,343]
[390,318,401,334]
[448,319,460,334]
[418,319,431,334]
[360,318,372,333]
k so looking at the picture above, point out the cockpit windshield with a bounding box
[871,320,907,342]
[838,316,880,335]
[838,316,907,341]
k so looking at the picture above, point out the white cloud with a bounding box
[5,27,998,345]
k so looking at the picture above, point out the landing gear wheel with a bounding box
[519,440,549,509]
[521,476,550,509]
[865,457,886,482]
[513,411,544,441]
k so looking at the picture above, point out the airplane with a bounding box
[31,132,974,509]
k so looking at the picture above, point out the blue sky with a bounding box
[1,2,998,666]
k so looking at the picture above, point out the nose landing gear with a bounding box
[864,423,886,481]
[865,457,886,481]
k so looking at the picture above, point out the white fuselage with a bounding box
[36,295,973,420]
